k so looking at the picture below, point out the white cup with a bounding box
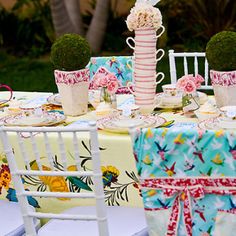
[127,39,156,53]
[126,26,165,50]
[117,104,140,119]
[127,82,156,97]
[162,84,181,97]
[134,72,165,85]
[20,104,45,117]
[134,49,165,62]
[219,106,236,120]
[135,25,165,39]
[134,67,157,76]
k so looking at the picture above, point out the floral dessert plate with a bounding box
[198,116,236,130]
[47,94,61,106]
[155,91,208,109]
[97,114,166,133]
[2,112,66,127]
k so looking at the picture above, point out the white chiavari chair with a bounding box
[0,200,26,236]
[0,122,148,236]
[169,49,212,90]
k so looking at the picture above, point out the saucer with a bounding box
[155,91,208,109]
[111,117,144,128]
[198,117,236,130]
[2,112,66,127]
[97,114,166,133]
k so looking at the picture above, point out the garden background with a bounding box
[0,0,235,93]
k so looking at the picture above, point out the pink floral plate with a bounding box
[198,116,236,130]
[97,114,166,134]
[1,112,66,127]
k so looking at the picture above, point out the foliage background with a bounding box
[0,0,235,92]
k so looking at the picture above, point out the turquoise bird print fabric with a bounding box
[87,56,133,87]
[132,127,236,236]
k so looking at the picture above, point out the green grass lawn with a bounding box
[0,52,57,93]
[0,51,213,95]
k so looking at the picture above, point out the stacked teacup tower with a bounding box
[126,0,165,113]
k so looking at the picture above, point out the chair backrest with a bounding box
[169,49,212,90]
[87,56,133,88]
[0,123,109,236]
[130,127,236,236]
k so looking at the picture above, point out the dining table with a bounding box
[0,90,215,216]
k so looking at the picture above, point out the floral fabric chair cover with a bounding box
[132,127,236,236]
[86,56,133,89]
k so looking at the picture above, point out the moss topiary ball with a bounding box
[51,33,91,71]
[206,31,236,71]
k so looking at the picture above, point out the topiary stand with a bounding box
[54,69,89,116]
[51,33,92,116]
[210,70,236,107]
[206,31,236,107]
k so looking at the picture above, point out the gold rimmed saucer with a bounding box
[2,112,66,127]
[155,91,208,109]
[97,114,166,134]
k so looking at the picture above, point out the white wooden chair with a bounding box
[0,122,148,236]
[168,49,212,90]
[0,200,26,236]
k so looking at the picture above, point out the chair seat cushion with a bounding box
[38,206,148,236]
[0,200,25,236]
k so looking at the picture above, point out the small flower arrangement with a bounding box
[91,67,120,94]
[126,2,162,31]
[176,74,205,94]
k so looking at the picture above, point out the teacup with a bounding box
[117,104,140,119]
[20,103,45,117]
[134,25,165,39]
[134,49,165,62]
[219,106,236,120]
[162,84,181,97]
[0,84,13,106]
[127,81,156,95]
[134,72,165,84]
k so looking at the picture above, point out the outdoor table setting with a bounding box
[0,85,216,210]
[0,0,236,235]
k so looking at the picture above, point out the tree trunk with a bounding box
[86,0,110,53]
[50,0,110,53]
[64,0,85,36]
[50,0,76,37]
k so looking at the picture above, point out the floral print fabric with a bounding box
[87,56,133,87]
[133,127,236,236]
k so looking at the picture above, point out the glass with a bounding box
[182,91,200,115]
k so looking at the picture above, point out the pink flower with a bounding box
[176,76,188,90]
[185,80,196,93]
[194,74,204,88]
[107,80,119,94]
[99,76,109,87]
[176,74,204,93]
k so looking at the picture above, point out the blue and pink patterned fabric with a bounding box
[86,56,133,88]
[132,127,236,236]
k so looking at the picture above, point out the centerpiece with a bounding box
[51,33,92,116]
[206,31,236,107]
[91,67,120,116]
[126,0,165,114]
[176,74,204,114]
